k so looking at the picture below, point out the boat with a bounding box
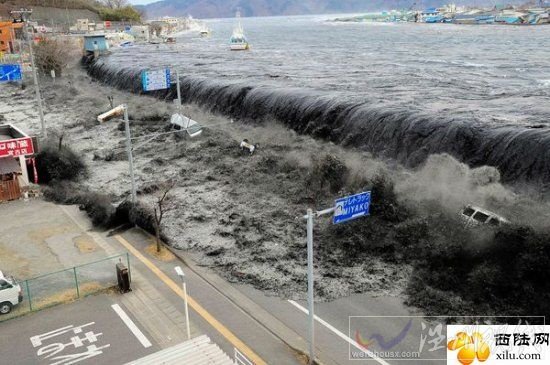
[229,12,249,51]
[200,25,211,37]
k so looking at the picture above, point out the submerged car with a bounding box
[0,270,23,314]
[460,205,510,228]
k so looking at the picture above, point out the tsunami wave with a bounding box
[85,57,550,186]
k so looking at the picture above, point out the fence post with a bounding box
[25,280,32,311]
[126,252,132,283]
[73,267,80,298]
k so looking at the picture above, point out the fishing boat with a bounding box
[200,25,211,37]
[229,12,249,51]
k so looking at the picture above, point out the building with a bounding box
[130,25,150,42]
[0,124,36,202]
[0,21,24,54]
[83,34,109,55]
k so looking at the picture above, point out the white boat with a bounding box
[200,25,211,37]
[229,12,249,51]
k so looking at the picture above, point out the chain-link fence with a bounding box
[1,253,130,322]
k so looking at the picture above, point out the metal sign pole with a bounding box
[20,10,46,138]
[123,105,137,204]
[306,208,315,365]
[176,69,182,107]
[183,281,191,340]
[303,206,336,365]
[302,192,370,364]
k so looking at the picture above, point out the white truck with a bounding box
[0,270,23,315]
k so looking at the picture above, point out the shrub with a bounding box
[35,139,86,183]
[116,200,158,238]
[33,37,70,76]
[42,182,120,228]
[307,154,349,201]
[99,6,141,22]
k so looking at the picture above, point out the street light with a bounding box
[97,104,137,204]
[174,265,191,340]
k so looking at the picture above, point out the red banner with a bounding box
[0,137,34,158]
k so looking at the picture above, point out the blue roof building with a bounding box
[83,35,109,54]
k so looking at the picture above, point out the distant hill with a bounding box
[0,1,103,23]
[141,0,528,19]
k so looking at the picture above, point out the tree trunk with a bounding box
[155,224,161,253]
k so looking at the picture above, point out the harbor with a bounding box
[333,2,550,25]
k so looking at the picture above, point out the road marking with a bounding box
[114,235,266,365]
[287,300,391,365]
[112,304,152,348]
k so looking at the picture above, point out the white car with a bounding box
[460,205,510,228]
[0,270,23,314]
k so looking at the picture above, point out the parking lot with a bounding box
[0,294,158,365]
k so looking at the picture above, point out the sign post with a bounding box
[122,104,137,204]
[303,191,371,364]
[175,69,182,107]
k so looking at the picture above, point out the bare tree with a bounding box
[33,37,71,76]
[153,180,176,253]
[101,0,128,9]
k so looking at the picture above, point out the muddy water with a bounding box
[89,16,550,186]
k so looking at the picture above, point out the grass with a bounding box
[145,242,175,262]
[32,282,105,311]
[73,234,98,254]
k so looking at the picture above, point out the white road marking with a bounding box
[287,300,391,365]
[111,304,152,348]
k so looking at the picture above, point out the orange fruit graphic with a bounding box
[447,331,490,365]
[476,342,490,362]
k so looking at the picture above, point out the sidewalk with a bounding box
[59,205,194,350]
[109,227,306,365]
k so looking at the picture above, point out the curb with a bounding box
[143,229,333,365]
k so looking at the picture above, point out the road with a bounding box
[0,294,157,365]
[110,227,448,365]
[8,202,449,365]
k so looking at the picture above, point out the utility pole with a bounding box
[306,208,315,365]
[123,105,137,204]
[304,206,335,365]
[175,266,191,340]
[176,69,182,108]
[12,8,47,138]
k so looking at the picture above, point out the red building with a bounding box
[0,124,36,202]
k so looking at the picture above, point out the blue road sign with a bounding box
[0,64,22,83]
[333,191,371,224]
[141,69,171,92]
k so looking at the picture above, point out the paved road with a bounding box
[0,294,157,365]
[113,228,448,365]
[243,289,448,364]
[113,229,302,365]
